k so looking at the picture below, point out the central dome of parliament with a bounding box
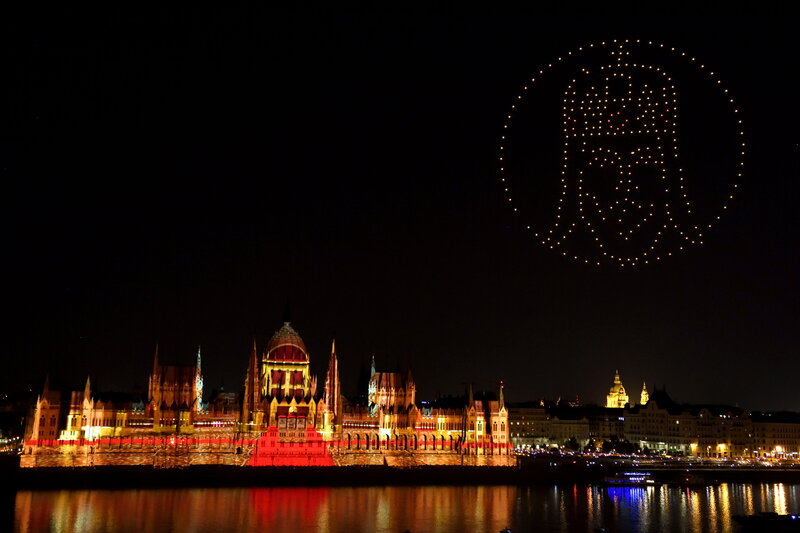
[266,322,309,363]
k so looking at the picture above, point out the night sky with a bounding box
[2,5,798,411]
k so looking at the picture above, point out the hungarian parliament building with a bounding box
[21,322,799,468]
[22,322,513,467]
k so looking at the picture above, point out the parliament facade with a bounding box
[21,322,512,468]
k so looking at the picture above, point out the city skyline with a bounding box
[13,318,795,415]
[19,318,799,465]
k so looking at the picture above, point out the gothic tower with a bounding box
[147,345,201,432]
[322,339,342,437]
[195,346,204,412]
[241,338,263,427]
[640,381,649,406]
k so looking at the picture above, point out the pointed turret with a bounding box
[405,366,416,407]
[83,375,91,401]
[148,344,161,404]
[194,346,204,412]
[309,375,318,398]
[640,381,649,406]
[468,382,474,407]
[370,354,376,377]
[498,380,505,409]
[324,339,339,406]
[242,337,261,426]
[324,338,341,432]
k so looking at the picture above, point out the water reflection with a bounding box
[14,483,800,533]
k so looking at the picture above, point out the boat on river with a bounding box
[602,471,660,487]
[732,512,800,531]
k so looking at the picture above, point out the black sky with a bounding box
[1,5,798,410]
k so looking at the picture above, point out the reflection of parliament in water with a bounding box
[21,322,512,467]
[14,484,800,533]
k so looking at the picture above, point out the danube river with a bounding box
[11,483,800,532]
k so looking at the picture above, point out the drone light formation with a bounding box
[499,40,745,266]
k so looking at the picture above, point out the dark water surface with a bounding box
[12,483,800,532]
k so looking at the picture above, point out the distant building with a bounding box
[639,382,649,406]
[507,404,549,450]
[624,389,752,458]
[507,384,800,460]
[751,412,800,458]
[605,370,629,408]
[508,403,625,451]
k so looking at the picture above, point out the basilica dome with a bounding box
[606,370,629,408]
[266,322,309,362]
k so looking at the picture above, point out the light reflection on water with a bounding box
[13,483,800,533]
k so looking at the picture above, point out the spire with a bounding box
[498,380,505,409]
[42,374,50,397]
[195,346,204,412]
[249,338,259,378]
[370,354,376,377]
[84,375,91,400]
[324,338,341,427]
[614,369,621,384]
[153,344,160,374]
[640,381,649,405]
[242,337,260,425]
[467,382,474,406]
